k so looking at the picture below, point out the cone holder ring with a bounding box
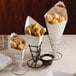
[27,42,43,68]
[53,51,63,61]
[48,35,63,60]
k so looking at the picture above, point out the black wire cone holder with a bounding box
[27,42,43,68]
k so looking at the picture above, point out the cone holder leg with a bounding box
[48,35,63,61]
[27,42,43,68]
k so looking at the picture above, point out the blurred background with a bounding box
[0,0,75,34]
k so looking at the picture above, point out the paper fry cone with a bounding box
[25,16,43,46]
[10,32,26,50]
[44,1,68,40]
[9,32,26,61]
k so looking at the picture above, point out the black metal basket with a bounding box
[27,42,43,68]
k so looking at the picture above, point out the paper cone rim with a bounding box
[25,16,45,37]
[44,1,68,20]
[25,16,44,28]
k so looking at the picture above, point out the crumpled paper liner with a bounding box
[44,1,68,40]
[25,16,43,46]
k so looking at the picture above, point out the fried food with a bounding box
[18,43,25,50]
[40,28,46,35]
[11,41,17,49]
[51,19,59,24]
[45,13,66,24]
[58,16,65,22]
[10,36,25,50]
[25,23,46,37]
[52,13,60,19]
[45,14,53,23]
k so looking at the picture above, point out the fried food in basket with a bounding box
[11,41,17,49]
[25,23,46,37]
[45,13,66,24]
[10,35,25,50]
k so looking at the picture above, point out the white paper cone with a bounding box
[46,20,67,40]
[10,32,17,38]
[9,32,17,54]
[44,1,68,40]
[25,16,43,46]
[9,33,25,55]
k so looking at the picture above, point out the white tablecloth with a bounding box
[0,35,76,76]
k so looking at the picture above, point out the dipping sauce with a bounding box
[40,54,54,66]
[42,56,52,60]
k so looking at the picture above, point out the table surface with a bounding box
[0,35,76,76]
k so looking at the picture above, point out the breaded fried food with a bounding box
[10,36,26,50]
[11,41,17,49]
[45,13,66,24]
[25,23,46,37]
